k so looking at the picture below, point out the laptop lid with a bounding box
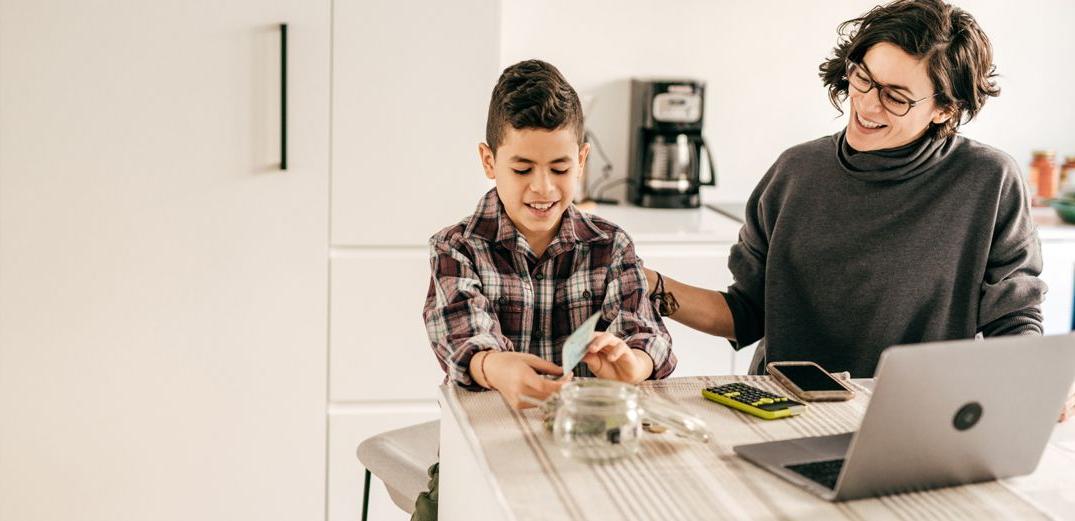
[833,334,1075,501]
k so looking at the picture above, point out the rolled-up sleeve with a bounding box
[422,237,513,390]
[602,231,676,379]
[978,172,1046,336]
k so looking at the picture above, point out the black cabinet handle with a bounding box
[280,23,288,170]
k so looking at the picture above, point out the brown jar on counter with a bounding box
[1031,150,1057,203]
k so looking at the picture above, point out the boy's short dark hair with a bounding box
[818,0,1000,138]
[485,59,585,154]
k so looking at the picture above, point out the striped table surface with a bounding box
[444,375,1051,521]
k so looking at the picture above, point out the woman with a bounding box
[646,0,1052,380]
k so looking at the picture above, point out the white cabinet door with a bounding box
[331,250,446,401]
[1041,241,1075,335]
[733,343,761,375]
[634,244,737,376]
[0,3,328,521]
[332,0,500,246]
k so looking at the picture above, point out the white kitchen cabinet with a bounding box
[0,3,329,521]
[331,0,500,246]
[734,343,761,375]
[1041,241,1075,335]
[1036,209,1075,335]
[328,0,501,518]
[330,249,445,402]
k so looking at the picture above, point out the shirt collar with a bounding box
[463,188,609,252]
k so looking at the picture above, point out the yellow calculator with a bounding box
[702,382,806,420]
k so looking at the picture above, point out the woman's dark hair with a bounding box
[485,59,585,154]
[819,0,1000,138]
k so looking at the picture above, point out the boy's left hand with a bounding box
[582,332,653,384]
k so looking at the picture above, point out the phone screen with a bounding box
[774,364,846,391]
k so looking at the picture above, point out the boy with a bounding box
[413,60,675,520]
[424,59,675,408]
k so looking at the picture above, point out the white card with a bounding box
[560,312,603,375]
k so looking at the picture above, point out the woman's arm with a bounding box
[978,164,1046,336]
[644,267,736,340]
[601,233,676,379]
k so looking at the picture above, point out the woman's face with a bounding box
[846,42,952,151]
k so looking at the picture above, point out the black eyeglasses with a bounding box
[846,61,938,117]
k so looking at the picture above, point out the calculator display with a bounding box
[774,364,846,391]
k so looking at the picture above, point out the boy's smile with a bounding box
[480,127,590,257]
[523,199,559,218]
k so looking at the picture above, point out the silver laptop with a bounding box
[734,334,1075,501]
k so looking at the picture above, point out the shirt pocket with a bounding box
[482,275,526,328]
[556,268,606,326]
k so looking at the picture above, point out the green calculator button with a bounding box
[724,392,740,397]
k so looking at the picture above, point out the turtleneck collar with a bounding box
[834,128,960,182]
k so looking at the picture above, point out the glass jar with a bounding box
[1031,150,1058,203]
[549,378,711,461]
[552,379,642,461]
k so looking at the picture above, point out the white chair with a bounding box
[357,421,440,521]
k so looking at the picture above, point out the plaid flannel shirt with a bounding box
[423,188,675,389]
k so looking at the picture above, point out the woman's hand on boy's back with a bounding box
[583,332,654,384]
[484,352,569,409]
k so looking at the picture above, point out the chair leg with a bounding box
[361,468,371,521]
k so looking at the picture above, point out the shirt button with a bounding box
[582,290,591,299]
[534,330,544,340]
[497,296,506,305]
[535,273,544,281]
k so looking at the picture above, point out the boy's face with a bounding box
[480,127,590,247]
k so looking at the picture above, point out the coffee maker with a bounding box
[628,79,716,208]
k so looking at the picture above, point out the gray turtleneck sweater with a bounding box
[724,130,1046,377]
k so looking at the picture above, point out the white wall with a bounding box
[501,0,1075,203]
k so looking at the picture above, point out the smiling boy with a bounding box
[413,60,675,519]
[423,59,675,410]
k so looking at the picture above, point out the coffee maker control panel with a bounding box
[652,90,702,124]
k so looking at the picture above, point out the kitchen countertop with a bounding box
[1032,207,1075,241]
[579,203,1075,244]
[582,203,743,244]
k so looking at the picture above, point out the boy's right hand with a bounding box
[484,352,569,409]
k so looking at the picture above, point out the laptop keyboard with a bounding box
[785,458,845,490]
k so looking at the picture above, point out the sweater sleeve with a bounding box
[977,165,1047,336]
[723,162,782,349]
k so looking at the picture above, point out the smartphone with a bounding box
[766,361,854,401]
